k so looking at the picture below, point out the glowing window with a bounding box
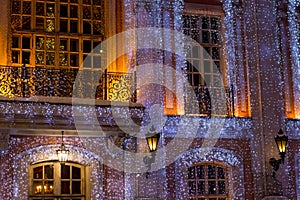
[30,162,86,200]
[10,0,105,68]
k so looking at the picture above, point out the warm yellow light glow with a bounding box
[35,185,42,194]
[146,133,160,152]
[57,147,69,163]
[275,129,288,154]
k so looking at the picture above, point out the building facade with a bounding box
[0,0,299,199]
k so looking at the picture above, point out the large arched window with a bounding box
[187,163,231,200]
[29,162,86,200]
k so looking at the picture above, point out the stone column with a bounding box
[244,0,286,198]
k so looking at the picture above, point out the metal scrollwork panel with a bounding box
[0,66,136,102]
[106,72,135,102]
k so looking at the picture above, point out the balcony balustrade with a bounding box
[0,66,233,116]
[185,85,234,117]
[0,65,136,102]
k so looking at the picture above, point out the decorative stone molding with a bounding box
[164,116,252,139]
[262,196,288,200]
[0,97,144,131]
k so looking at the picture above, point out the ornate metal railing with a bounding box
[185,85,234,116]
[0,66,233,116]
[0,66,136,102]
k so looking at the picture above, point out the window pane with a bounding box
[12,0,21,14]
[22,37,30,49]
[60,5,68,17]
[46,52,55,65]
[61,165,70,179]
[188,181,196,195]
[36,18,44,31]
[93,41,101,51]
[212,47,220,59]
[46,38,55,50]
[202,31,210,43]
[218,167,225,179]
[93,25,102,35]
[23,2,31,14]
[191,16,200,28]
[204,61,211,73]
[72,166,81,179]
[83,41,92,53]
[191,30,200,42]
[196,165,204,179]
[34,166,43,179]
[208,165,216,179]
[211,31,220,44]
[83,21,91,34]
[60,39,68,51]
[46,4,55,17]
[36,52,44,64]
[12,51,19,63]
[20,24,33,37]
[192,46,199,58]
[33,181,43,194]
[46,19,55,32]
[44,181,54,194]
[211,17,219,30]
[218,181,226,194]
[36,37,44,50]
[208,181,216,194]
[44,165,53,179]
[70,21,78,33]
[60,53,68,66]
[93,56,101,68]
[72,181,81,194]
[60,20,68,32]
[70,39,78,52]
[36,3,44,16]
[83,6,92,19]
[203,47,210,59]
[197,181,205,195]
[61,181,70,194]
[22,52,30,64]
[12,37,19,48]
[202,17,209,29]
[83,55,91,68]
[70,6,78,18]
[70,54,79,66]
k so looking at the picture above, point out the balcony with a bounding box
[0,65,136,102]
[0,66,233,117]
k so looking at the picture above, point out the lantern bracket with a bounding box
[143,152,157,178]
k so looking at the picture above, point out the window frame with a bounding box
[187,162,232,200]
[183,3,226,89]
[29,161,86,200]
[10,0,105,69]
